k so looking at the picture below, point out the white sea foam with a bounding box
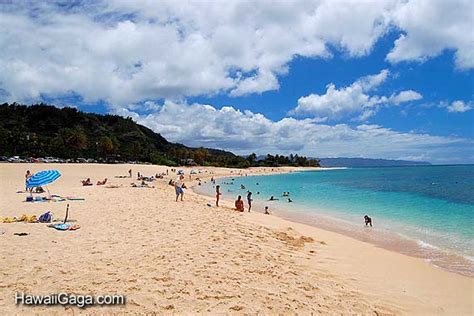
[417,240,440,250]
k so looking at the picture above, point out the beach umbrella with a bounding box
[26,170,61,197]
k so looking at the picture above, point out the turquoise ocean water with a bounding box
[196,165,474,276]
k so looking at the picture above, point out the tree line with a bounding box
[0,103,319,168]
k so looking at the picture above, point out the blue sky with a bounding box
[0,0,473,163]
[190,32,473,139]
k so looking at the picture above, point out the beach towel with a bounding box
[50,223,70,230]
[49,223,80,231]
[18,214,37,222]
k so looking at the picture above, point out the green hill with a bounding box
[0,103,245,167]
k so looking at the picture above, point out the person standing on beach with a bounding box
[216,185,221,207]
[175,174,185,202]
[247,191,252,212]
[25,170,31,191]
[128,169,132,177]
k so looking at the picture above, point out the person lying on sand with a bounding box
[97,178,107,185]
[81,178,92,186]
[364,215,373,227]
[131,181,154,188]
[235,195,244,212]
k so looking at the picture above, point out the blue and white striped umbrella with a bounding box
[26,170,61,188]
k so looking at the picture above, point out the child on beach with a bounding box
[216,185,221,206]
[235,195,244,212]
[264,206,270,215]
[364,215,373,227]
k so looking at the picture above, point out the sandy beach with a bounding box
[0,163,472,315]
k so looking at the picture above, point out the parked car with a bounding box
[8,156,20,162]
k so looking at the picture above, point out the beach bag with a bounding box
[38,211,52,223]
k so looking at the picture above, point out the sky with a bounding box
[0,0,473,164]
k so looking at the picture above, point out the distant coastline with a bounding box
[317,157,431,167]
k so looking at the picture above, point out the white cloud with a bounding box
[113,101,471,164]
[0,0,471,105]
[293,70,422,120]
[447,100,473,113]
[388,90,423,105]
[387,0,474,69]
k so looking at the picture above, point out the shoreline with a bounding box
[192,169,474,277]
[1,163,472,314]
[193,175,474,278]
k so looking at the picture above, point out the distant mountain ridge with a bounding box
[317,157,431,167]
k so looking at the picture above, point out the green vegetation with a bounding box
[248,153,320,167]
[0,103,319,168]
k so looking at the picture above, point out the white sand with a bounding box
[0,163,472,314]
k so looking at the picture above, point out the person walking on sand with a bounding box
[247,191,252,212]
[216,185,222,207]
[128,169,132,178]
[235,195,244,212]
[175,174,185,202]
